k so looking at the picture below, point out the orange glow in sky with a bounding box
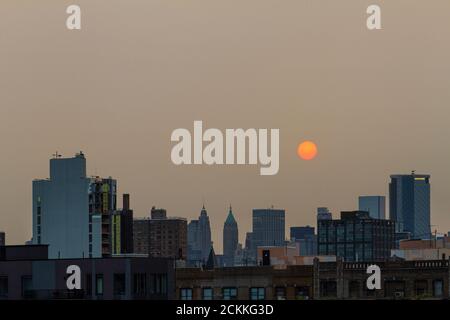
[297,141,318,160]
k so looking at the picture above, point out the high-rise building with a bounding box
[243,232,255,265]
[358,196,386,219]
[252,208,285,253]
[0,231,5,246]
[187,205,213,265]
[290,226,317,256]
[111,194,134,255]
[133,207,187,260]
[317,207,332,221]
[198,205,213,262]
[149,207,187,259]
[223,206,238,267]
[187,220,202,266]
[318,211,395,262]
[88,176,117,257]
[33,152,119,259]
[390,173,431,239]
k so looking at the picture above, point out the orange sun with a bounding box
[297,141,318,160]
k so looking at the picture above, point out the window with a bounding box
[113,273,126,296]
[337,244,345,258]
[433,279,443,297]
[250,287,265,300]
[180,288,193,300]
[202,288,213,300]
[86,274,92,296]
[223,287,238,300]
[133,273,147,296]
[337,225,345,242]
[95,274,104,296]
[21,276,32,299]
[0,276,8,299]
[275,287,286,300]
[152,274,167,295]
[346,223,354,241]
[296,287,310,300]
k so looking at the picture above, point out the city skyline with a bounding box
[2,1,450,250]
[0,150,447,254]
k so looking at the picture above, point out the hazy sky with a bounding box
[1,1,450,253]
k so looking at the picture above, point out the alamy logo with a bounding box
[170,121,279,175]
[66,265,81,290]
[366,264,381,290]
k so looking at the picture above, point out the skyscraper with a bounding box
[358,196,386,219]
[252,208,285,253]
[32,152,120,259]
[223,206,238,267]
[0,231,5,246]
[390,173,431,239]
[198,205,213,262]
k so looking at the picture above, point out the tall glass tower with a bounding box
[389,173,431,239]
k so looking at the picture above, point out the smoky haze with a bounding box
[1,1,450,252]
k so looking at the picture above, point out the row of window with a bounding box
[0,273,167,299]
[180,287,310,300]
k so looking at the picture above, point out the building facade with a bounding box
[32,153,93,259]
[390,173,431,239]
[133,208,187,260]
[358,196,386,219]
[176,258,450,300]
[0,245,174,300]
[318,211,395,262]
[223,206,238,267]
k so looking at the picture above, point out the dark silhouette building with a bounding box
[111,194,134,255]
[0,245,175,300]
[318,211,395,262]
[291,226,317,256]
[223,206,238,267]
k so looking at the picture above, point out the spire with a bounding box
[225,205,237,225]
[201,204,207,216]
[205,246,217,270]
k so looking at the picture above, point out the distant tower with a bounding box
[198,205,212,262]
[223,205,238,267]
[317,207,332,221]
[358,196,386,219]
[252,208,285,252]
